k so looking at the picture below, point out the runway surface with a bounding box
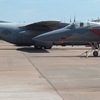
[0,41,100,100]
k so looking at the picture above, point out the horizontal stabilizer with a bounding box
[0,20,10,23]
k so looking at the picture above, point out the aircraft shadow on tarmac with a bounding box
[17,47,49,53]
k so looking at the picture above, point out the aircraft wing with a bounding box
[0,20,10,23]
[21,21,69,36]
[25,21,60,31]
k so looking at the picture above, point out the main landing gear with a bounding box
[34,45,52,49]
[81,42,100,57]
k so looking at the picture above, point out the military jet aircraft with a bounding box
[0,20,69,49]
[33,21,100,57]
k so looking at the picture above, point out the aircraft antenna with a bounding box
[70,17,71,23]
[74,15,76,22]
[64,17,65,22]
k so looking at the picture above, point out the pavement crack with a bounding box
[23,52,64,100]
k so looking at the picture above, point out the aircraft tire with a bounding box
[34,46,42,49]
[93,51,98,57]
[43,46,52,49]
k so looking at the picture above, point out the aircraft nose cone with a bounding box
[33,31,57,42]
[33,34,49,42]
[33,30,62,42]
[33,28,69,42]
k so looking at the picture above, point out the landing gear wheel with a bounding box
[93,51,98,57]
[34,46,42,49]
[44,46,52,49]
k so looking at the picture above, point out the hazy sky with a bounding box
[0,0,100,23]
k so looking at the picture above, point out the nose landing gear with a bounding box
[81,42,100,57]
[91,42,99,57]
[93,51,98,57]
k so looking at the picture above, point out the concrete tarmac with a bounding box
[0,41,100,100]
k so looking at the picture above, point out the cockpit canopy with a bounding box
[66,21,100,29]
